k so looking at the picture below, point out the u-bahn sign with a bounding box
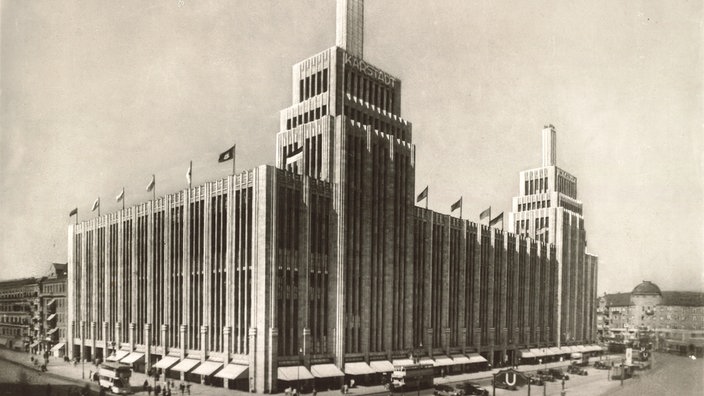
[494,368,529,390]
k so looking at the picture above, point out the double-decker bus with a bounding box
[97,362,132,394]
[390,364,434,391]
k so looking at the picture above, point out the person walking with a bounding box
[186,383,191,395]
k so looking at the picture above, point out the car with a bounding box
[433,384,464,396]
[536,369,556,381]
[460,382,489,396]
[528,376,544,386]
[547,368,570,380]
[593,361,609,370]
[566,364,588,376]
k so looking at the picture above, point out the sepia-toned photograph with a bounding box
[1,1,701,395]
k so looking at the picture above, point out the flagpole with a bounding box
[460,197,462,220]
[233,144,236,175]
[426,189,428,210]
[189,160,192,189]
[75,209,78,225]
[122,188,125,211]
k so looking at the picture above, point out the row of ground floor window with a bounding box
[70,343,605,392]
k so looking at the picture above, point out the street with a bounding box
[0,357,95,396]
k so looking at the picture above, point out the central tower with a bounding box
[276,0,416,371]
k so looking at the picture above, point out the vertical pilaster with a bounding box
[179,324,187,381]
[145,323,152,374]
[223,326,231,389]
[161,324,169,357]
[102,321,109,358]
[129,322,135,353]
[200,325,208,383]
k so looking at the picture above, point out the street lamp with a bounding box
[297,347,302,394]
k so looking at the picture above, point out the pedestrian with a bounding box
[100,386,106,396]
[179,382,185,395]
[148,384,153,396]
[313,388,317,396]
[144,379,149,391]
[186,383,191,395]
[293,387,298,396]
[155,383,161,395]
[350,378,355,388]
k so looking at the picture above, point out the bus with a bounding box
[390,364,434,391]
[97,362,132,394]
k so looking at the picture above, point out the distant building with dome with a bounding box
[597,281,704,356]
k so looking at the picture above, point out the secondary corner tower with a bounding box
[508,124,599,347]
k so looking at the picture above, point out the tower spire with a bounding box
[336,0,364,58]
[542,124,556,166]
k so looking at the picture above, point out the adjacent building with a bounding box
[597,281,704,356]
[67,0,597,393]
[0,263,67,356]
[508,125,599,346]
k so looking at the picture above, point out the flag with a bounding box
[218,145,235,162]
[536,227,548,235]
[479,207,491,221]
[285,146,303,166]
[416,186,428,203]
[450,197,462,212]
[146,174,155,192]
[91,197,100,212]
[186,162,192,185]
[68,208,78,217]
[116,188,124,202]
[489,212,503,227]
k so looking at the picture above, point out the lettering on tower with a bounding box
[343,52,396,87]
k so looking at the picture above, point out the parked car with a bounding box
[566,364,588,376]
[547,368,570,380]
[434,383,464,396]
[593,361,609,370]
[536,369,556,381]
[528,375,544,386]
[460,382,488,396]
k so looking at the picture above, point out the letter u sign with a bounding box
[505,373,517,386]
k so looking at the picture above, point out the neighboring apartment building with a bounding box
[598,281,704,356]
[0,278,40,351]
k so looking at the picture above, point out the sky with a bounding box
[1,0,702,294]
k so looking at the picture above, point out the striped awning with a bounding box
[153,356,180,369]
[468,354,488,363]
[370,360,394,373]
[192,361,223,376]
[344,362,375,375]
[433,356,454,366]
[50,343,65,352]
[278,366,314,381]
[47,299,56,306]
[46,313,57,321]
[520,350,536,359]
[452,355,471,364]
[311,364,344,378]
[172,358,200,373]
[530,348,547,357]
[419,357,434,365]
[46,327,59,335]
[215,363,248,379]
[392,358,414,367]
[120,352,144,364]
[106,350,130,362]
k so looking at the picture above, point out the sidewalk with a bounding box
[0,348,623,396]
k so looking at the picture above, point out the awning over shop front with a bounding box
[419,357,434,365]
[215,363,248,380]
[311,364,344,378]
[574,345,587,352]
[47,299,56,306]
[29,341,40,348]
[192,361,223,376]
[120,352,144,365]
[278,366,314,381]
[106,350,130,362]
[558,347,572,355]
[433,356,454,366]
[519,350,536,359]
[153,356,180,369]
[468,354,488,363]
[529,348,547,357]
[49,343,65,352]
[171,358,200,373]
[548,347,563,355]
[344,362,375,375]
[46,313,57,322]
[392,358,414,367]
[0,337,7,346]
[451,355,471,364]
[13,340,24,349]
[46,328,58,335]
[369,360,394,373]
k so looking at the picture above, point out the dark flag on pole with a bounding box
[69,208,78,217]
[479,207,491,222]
[450,198,462,212]
[416,186,428,203]
[489,212,504,229]
[218,145,235,162]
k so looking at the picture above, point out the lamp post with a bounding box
[416,342,423,396]
[297,347,302,394]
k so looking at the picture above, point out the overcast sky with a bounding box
[1,0,702,294]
